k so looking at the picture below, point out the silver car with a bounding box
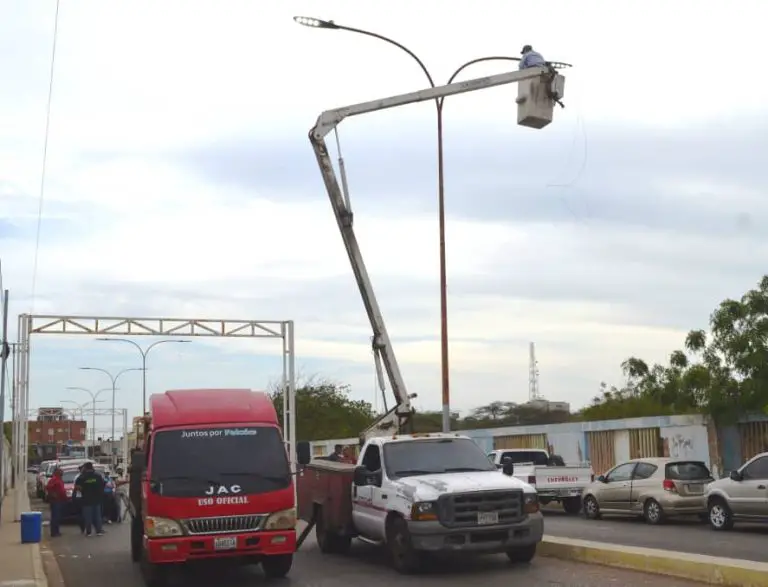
[582,457,713,524]
[706,451,768,531]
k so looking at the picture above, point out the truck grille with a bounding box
[182,514,265,535]
[438,490,523,528]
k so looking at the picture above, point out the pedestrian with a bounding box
[45,468,67,538]
[75,462,106,537]
[519,44,547,69]
[327,444,344,462]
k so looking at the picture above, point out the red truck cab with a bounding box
[129,389,295,585]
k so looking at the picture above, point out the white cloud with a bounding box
[2,0,768,426]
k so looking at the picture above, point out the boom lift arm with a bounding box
[308,66,565,440]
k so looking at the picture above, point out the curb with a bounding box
[540,535,768,586]
[40,541,64,587]
[18,489,49,587]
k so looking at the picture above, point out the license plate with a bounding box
[477,512,499,525]
[214,537,237,550]
[687,483,703,494]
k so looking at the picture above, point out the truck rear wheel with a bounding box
[562,497,582,515]
[315,510,351,554]
[386,516,422,574]
[261,553,293,578]
[130,517,142,563]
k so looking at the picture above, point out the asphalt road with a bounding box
[46,519,704,587]
[543,507,768,562]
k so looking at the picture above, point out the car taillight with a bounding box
[662,479,676,492]
[527,476,536,485]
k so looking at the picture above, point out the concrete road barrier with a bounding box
[540,535,768,586]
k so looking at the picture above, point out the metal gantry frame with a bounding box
[11,314,296,520]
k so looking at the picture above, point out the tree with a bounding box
[584,275,768,423]
[270,378,375,441]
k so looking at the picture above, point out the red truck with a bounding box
[128,389,296,586]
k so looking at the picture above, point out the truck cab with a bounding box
[297,433,543,574]
[129,389,296,585]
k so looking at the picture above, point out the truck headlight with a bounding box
[145,516,184,538]
[523,492,539,514]
[263,508,296,530]
[410,501,438,521]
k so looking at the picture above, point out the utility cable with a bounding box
[30,0,61,312]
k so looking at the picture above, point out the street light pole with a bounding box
[66,387,111,455]
[77,367,142,462]
[96,338,189,416]
[294,16,524,431]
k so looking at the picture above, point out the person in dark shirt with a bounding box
[327,444,343,462]
[75,462,106,536]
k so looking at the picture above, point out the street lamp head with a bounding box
[293,16,339,30]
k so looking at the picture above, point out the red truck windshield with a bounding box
[149,426,291,497]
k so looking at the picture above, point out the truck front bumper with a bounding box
[406,512,543,554]
[144,529,295,564]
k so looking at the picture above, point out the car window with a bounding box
[606,462,636,482]
[666,461,711,481]
[633,462,658,480]
[361,444,382,472]
[501,451,549,466]
[743,456,768,480]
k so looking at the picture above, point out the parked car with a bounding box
[706,451,768,531]
[487,448,593,514]
[36,461,57,499]
[581,457,713,524]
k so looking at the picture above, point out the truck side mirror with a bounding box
[502,461,515,476]
[296,441,311,466]
[353,466,376,486]
[729,469,742,482]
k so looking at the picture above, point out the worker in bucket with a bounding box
[519,44,546,69]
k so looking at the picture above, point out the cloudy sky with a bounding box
[2,0,767,438]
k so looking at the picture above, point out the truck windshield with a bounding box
[150,426,290,497]
[384,438,496,478]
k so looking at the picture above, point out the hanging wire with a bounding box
[30,0,61,312]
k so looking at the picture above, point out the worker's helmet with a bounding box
[521,44,533,55]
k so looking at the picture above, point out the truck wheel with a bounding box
[386,516,421,574]
[506,543,537,563]
[130,517,142,563]
[139,548,168,587]
[261,554,293,579]
[562,497,582,515]
[315,512,351,554]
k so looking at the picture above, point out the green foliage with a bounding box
[582,275,768,424]
[3,421,10,444]
[271,378,376,441]
[412,402,572,432]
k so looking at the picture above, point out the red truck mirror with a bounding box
[296,441,311,466]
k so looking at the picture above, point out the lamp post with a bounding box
[96,338,189,416]
[294,16,522,432]
[60,400,103,450]
[65,387,112,454]
[78,367,142,462]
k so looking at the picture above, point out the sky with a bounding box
[1,0,767,439]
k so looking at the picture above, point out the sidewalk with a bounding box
[0,486,48,587]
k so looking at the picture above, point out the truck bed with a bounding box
[296,459,356,536]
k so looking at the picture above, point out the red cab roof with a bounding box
[150,389,278,429]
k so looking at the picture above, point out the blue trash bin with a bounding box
[20,511,43,544]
